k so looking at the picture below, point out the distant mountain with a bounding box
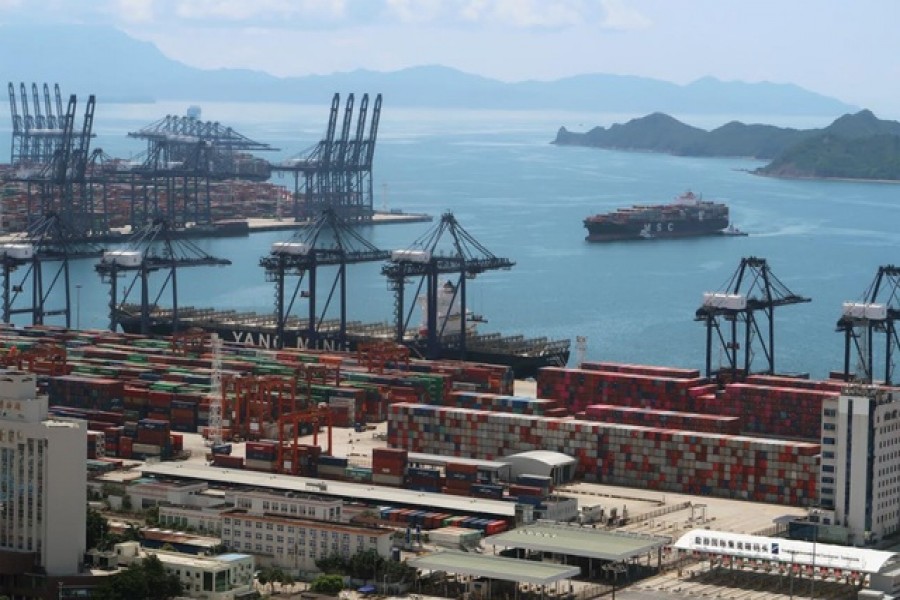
[554,113,811,159]
[0,23,857,115]
[555,109,900,181]
[756,111,900,179]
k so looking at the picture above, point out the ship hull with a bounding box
[116,310,569,379]
[585,215,730,242]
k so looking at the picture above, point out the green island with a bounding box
[553,109,900,181]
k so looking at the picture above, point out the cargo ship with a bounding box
[114,284,570,378]
[584,191,737,242]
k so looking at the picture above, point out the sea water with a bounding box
[3,102,896,379]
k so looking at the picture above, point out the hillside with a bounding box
[556,109,900,181]
[0,23,856,115]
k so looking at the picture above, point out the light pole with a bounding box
[75,284,82,329]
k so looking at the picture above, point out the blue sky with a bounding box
[3,0,899,116]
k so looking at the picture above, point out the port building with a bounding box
[89,541,256,600]
[139,462,517,519]
[816,384,900,546]
[0,369,86,576]
[674,528,900,593]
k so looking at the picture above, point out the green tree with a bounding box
[91,555,182,600]
[315,553,349,575]
[144,505,160,527]
[86,507,109,550]
[310,574,344,595]
[349,549,381,581]
[142,554,183,600]
[92,563,150,600]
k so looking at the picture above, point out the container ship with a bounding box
[113,287,570,379]
[584,191,740,242]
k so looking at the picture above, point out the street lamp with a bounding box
[75,284,82,329]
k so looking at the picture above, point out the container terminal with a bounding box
[3,83,900,598]
[2,83,393,232]
[1,82,570,379]
[0,229,899,598]
[2,269,900,600]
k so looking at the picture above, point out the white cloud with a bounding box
[172,0,346,22]
[387,0,590,28]
[489,0,585,28]
[385,0,445,24]
[599,0,650,31]
[112,0,156,24]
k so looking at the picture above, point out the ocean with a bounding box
[4,101,898,380]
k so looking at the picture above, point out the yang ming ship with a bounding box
[584,191,740,242]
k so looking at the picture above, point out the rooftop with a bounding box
[141,462,516,517]
[408,551,581,585]
[484,521,670,562]
[152,550,252,569]
[674,529,900,575]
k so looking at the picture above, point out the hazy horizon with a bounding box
[0,1,897,118]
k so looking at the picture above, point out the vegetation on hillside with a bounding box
[555,109,900,180]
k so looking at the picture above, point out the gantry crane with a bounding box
[272,93,382,221]
[125,113,276,228]
[382,212,514,361]
[836,265,900,385]
[695,256,811,381]
[7,89,110,247]
[7,82,67,166]
[276,406,333,476]
[224,373,303,441]
[94,217,231,334]
[259,208,390,351]
[0,212,103,327]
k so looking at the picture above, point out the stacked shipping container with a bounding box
[540,364,840,442]
[387,403,819,506]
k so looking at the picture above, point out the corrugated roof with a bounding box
[673,529,899,574]
[141,463,516,517]
[484,521,669,561]
[408,551,580,585]
[504,450,577,467]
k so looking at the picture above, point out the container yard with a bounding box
[4,323,887,512]
[0,323,852,511]
[7,319,900,599]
